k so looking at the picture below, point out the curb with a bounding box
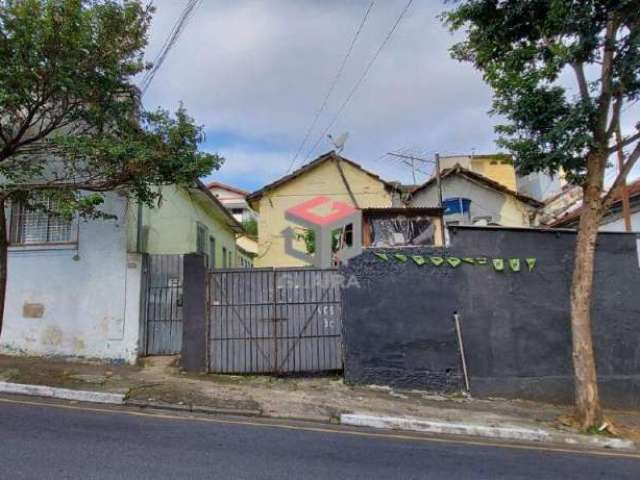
[0,381,125,405]
[340,413,637,452]
[125,399,262,417]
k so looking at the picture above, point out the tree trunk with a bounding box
[570,181,604,429]
[0,197,7,337]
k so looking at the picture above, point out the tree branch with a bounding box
[608,130,640,154]
[603,141,640,206]
[572,62,590,101]
[595,17,620,142]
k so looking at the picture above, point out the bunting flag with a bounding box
[411,255,427,266]
[447,257,462,268]
[430,256,444,266]
[370,252,538,274]
[509,258,521,272]
[492,258,505,271]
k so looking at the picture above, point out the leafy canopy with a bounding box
[0,0,221,218]
[444,0,640,185]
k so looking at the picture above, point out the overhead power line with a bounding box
[285,1,376,174]
[303,0,415,162]
[140,0,202,96]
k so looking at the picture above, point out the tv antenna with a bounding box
[328,132,349,153]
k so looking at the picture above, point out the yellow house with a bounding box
[247,151,398,267]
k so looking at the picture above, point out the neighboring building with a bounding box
[440,153,564,203]
[247,151,399,267]
[548,178,640,232]
[132,180,244,268]
[516,170,565,203]
[207,181,258,267]
[208,181,257,224]
[438,154,518,191]
[2,180,245,363]
[409,164,543,228]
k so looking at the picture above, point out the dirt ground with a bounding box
[1,354,639,442]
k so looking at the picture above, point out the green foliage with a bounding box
[0,0,222,217]
[242,218,258,237]
[444,0,640,185]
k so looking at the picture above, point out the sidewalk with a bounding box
[1,354,638,450]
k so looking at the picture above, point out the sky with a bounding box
[141,0,639,193]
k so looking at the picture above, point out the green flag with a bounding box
[526,258,537,271]
[394,253,408,263]
[447,257,462,268]
[430,256,444,266]
[492,258,505,271]
[374,252,389,261]
[509,258,521,272]
[411,255,426,266]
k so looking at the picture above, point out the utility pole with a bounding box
[615,126,632,232]
[434,152,446,253]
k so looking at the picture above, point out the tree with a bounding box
[444,0,640,429]
[0,0,223,335]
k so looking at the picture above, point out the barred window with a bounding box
[10,199,75,246]
[196,222,210,268]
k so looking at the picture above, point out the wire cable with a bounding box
[303,0,415,162]
[285,1,375,174]
[141,0,202,96]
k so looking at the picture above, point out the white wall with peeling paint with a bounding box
[1,193,141,363]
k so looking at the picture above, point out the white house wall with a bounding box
[1,193,141,363]
[410,176,533,227]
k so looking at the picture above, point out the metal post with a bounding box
[435,153,446,254]
[272,268,278,375]
[453,311,470,392]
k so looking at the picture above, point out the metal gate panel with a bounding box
[142,254,183,355]
[208,268,343,374]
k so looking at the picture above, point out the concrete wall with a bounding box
[133,185,238,268]
[410,176,535,227]
[600,210,640,232]
[341,227,640,408]
[2,193,141,363]
[254,158,393,267]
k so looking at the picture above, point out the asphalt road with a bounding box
[0,397,639,479]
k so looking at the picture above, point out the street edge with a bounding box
[0,381,125,405]
[340,413,637,452]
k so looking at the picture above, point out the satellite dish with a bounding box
[328,132,349,153]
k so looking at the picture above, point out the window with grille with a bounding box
[196,223,209,266]
[10,199,76,246]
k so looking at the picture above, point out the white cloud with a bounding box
[141,1,506,188]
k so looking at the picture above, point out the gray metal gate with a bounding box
[208,268,343,374]
[141,254,183,355]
